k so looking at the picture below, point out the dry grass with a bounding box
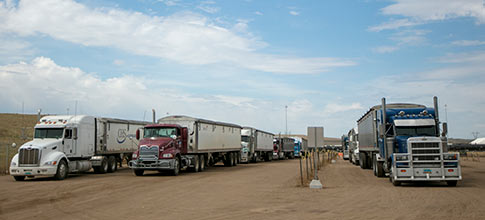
[0,113,41,174]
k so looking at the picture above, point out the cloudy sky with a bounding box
[1,0,484,138]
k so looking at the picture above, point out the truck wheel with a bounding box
[373,155,377,176]
[233,153,238,166]
[134,169,144,176]
[236,153,240,164]
[446,180,457,187]
[390,174,401,186]
[199,155,205,172]
[172,157,180,176]
[191,155,200,172]
[224,153,232,167]
[107,156,117,173]
[13,176,26,181]
[359,153,365,169]
[54,160,68,180]
[376,161,385,177]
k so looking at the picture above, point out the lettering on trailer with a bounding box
[117,129,127,144]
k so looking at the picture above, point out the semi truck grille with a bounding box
[139,145,159,159]
[411,142,439,149]
[19,148,40,166]
[412,149,440,154]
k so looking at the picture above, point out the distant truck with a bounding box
[10,115,147,181]
[341,135,350,160]
[292,137,308,157]
[129,115,242,176]
[273,137,295,159]
[347,127,359,165]
[240,127,274,163]
[357,97,461,186]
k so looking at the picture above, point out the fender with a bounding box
[42,151,70,167]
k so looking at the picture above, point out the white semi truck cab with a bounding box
[10,115,146,181]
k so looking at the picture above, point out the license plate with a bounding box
[25,172,32,175]
[424,169,432,174]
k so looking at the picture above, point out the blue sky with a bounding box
[1,0,484,139]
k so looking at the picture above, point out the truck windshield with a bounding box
[34,128,64,139]
[395,126,436,137]
[241,135,250,142]
[144,127,177,138]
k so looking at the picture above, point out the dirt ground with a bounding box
[0,158,484,220]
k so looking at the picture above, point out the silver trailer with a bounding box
[157,115,242,166]
[240,127,274,163]
[274,137,295,159]
[10,115,147,181]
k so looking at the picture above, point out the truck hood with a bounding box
[20,139,62,151]
[139,138,174,148]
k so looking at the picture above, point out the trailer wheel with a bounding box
[446,180,457,187]
[107,156,117,173]
[191,155,200,172]
[134,169,144,176]
[376,161,385,177]
[224,153,232,167]
[233,153,238,166]
[199,155,205,172]
[172,157,180,176]
[236,153,240,164]
[13,176,26,181]
[54,160,68,180]
[359,153,365,169]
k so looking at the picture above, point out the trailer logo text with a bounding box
[117,129,127,144]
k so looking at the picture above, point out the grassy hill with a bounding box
[0,113,41,174]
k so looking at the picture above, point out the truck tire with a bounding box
[390,173,401,186]
[376,161,385,177]
[107,156,117,173]
[199,155,205,172]
[236,153,240,164]
[54,160,68,180]
[233,153,238,166]
[224,153,233,167]
[13,176,26,181]
[191,155,200,172]
[94,157,109,174]
[359,153,366,169]
[446,180,457,187]
[134,169,144,176]
[172,157,180,176]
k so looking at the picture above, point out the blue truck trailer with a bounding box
[357,97,461,186]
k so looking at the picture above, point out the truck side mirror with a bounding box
[442,122,448,137]
[136,129,140,140]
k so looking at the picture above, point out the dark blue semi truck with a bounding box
[357,97,461,186]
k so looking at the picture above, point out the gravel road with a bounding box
[1,158,484,220]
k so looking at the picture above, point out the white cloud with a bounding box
[0,57,327,135]
[197,1,220,14]
[391,29,429,45]
[0,34,34,62]
[372,46,399,53]
[254,11,263,16]
[323,103,363,115]
[370,0,485,31]
[368,19,422,32]
[158,0,179,6]
[113,59,124,65]
[289,11,299,16]
[452,40,485,46]
[0,0,354,74]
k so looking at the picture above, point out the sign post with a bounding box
[308,127,324,189]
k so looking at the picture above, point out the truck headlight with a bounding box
[396,155,408,161]
[162,153,173,158]
[444,154,457,160]
[44,161,58,166]
[11,161,17,166]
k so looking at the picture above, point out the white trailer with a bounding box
[10,115,147,181]
[240,127,274,163]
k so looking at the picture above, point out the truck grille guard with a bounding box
[392,140,461,180]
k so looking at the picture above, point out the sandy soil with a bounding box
[1,158,484,220]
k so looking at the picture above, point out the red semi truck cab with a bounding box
[129,124,188,176]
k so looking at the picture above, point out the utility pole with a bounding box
[285,105,288,135]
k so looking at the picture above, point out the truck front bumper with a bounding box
[10,166,57,177]
[129,159,175,170]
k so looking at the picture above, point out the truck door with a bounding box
[63,128,74,156]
